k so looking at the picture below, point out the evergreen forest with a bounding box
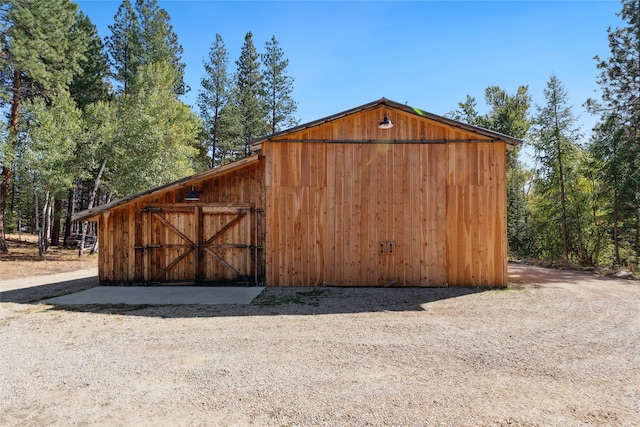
[0,0,638,274]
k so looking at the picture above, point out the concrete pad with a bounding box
[45,286,265,305]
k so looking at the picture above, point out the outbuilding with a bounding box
[74,98,520,287]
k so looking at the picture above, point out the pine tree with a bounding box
[101,0,195,201]
[235,32,268,156]
[531,75,583,262]
[448,86,533,258]
[198,34,231,168]
[105,0,185,94]
[134,0,186,94]
[588,0,640,266]
[69,12,111,109]
[104,0,141,94]
[588,114,629,265]
[262,36,298,133]
[64,12,112,248]
[0,0,85,252]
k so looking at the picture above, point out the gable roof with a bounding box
[249,97,522,149]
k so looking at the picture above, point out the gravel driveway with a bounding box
[1,264,639,426]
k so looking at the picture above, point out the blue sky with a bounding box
[76,0,622,142]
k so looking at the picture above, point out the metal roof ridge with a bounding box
[249,97,522,146]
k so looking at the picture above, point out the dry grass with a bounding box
[1,234,98,280]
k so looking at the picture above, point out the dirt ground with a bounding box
[0,234,98,279]
[1,258,639,426]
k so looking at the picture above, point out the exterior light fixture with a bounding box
[379,114,394,129]
[184,186,201,202]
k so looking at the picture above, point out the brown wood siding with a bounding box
[264,107,508,287]
[98,162,264,284]
[445,142,507,286]
[95,104,508,287]
[265,141,452,286]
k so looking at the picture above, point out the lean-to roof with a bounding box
[72,155,260,221]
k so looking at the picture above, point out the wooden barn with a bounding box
[73,98,520,287]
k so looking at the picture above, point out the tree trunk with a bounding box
[90,235,99,255]
[40,192,52,254]
[51,198,62,246]
[64,187,76,248]
[635,209,640,262]
[613,189,621,266]
[0,69,22,252]
[79,158,107,257]
[0,168,9,252]
[558,154,569,262]
[35,191,42,257]
[211,106,219,169]
[44,193,53,252]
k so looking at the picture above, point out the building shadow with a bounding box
[2,279,486,319]
[1,276,99,304]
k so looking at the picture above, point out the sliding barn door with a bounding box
[135,204,260,285]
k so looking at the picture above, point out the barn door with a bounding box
[135,204,260,285]
[199,206,257,285]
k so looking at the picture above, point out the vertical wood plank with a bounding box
[316,142,327,285]
[386,144,395,282]
[284,186,293,285]
[394,141,406,285]
[497,143,508,286]
[114,209,123,283]
[409,144,421,285]
[278,185,287,285]
[477,185,489,285]
[358,144,370,285]
[293,187,302,285]
[420,143,430,285]
[343,143,354,284]
[100,212,110,282]
[394,143,405,286]
[435,144,447,285]
[352,143,363,285]
[126,204,135,282]
[376,145,387,285]
[316,184,326,285]
[469,184,479,284]
[134,204,143,283]
[334,143,345,284]
[362,144,376,285]
[265,183,275,285]
[326,144,336,285]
